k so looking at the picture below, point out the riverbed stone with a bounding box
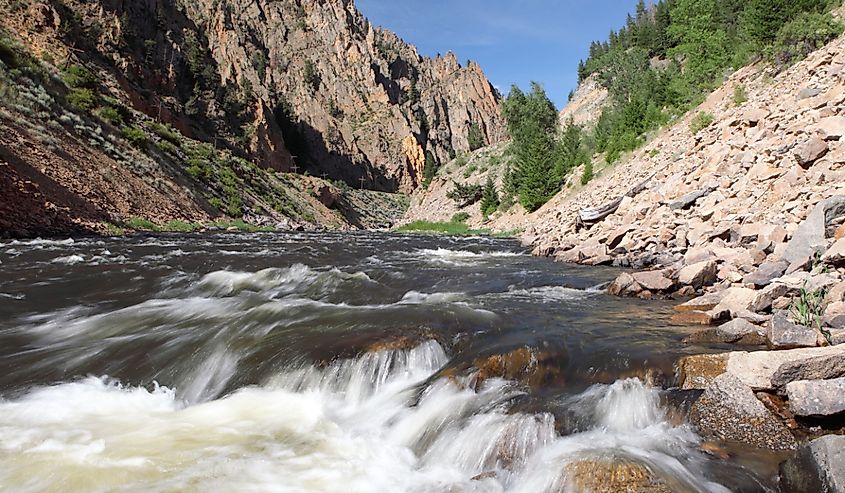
[607,272,639,296]
[779,435,845,493]
[563,459,672,493]
[678,260,717,289]
[767,311,819,350]
[683,319,766,345]
[786,377,845,417]
[726,345,845,390]
[632,270,674,292]
[689,373,797,451]
[674,292,723,313]
[677,353,728,390]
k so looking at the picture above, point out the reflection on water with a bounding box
[0,232,770,492]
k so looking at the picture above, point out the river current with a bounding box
[0,233,773,492]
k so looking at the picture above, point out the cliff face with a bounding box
[10,0,504,194]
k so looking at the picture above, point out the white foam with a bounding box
[51,254,85,265]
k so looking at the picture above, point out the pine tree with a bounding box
[480,176,500,218]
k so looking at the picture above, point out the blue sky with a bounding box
[356,0,641,109]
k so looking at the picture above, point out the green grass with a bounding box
[124,217,158,231]
[211,220,275,233]
[161,220,203,233]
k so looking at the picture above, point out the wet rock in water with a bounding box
[779,435,845,493]
[683,319,766,345]
[671,309,725,326]
[608,272,639,296]
[689,373,797,451]
[674,292,723,313]
[562,459,673,493]
[786,377,845,417]
[767,311,819,350]
[677,260,717,289]
[632,271,674,293]
[470,347,563,390]
[677,353,728,390]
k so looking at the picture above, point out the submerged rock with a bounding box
[562,459,673,493]
[677,353,728,390]
[682,319,765,345]
[689,373,797,451]
[469,347,563,390]
[779,435,845,493]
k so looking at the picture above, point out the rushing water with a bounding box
[0,233,772,492]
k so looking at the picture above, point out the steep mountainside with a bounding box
[0,0,504,237]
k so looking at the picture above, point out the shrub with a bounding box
[156,139,178,155]
[304,60,320,91]
[467,122,484,151]
[581,161,594,185]
[689,112,714,134]
[67,88,96,111]
[121,125,148,148]
[421,151,438,189]
[94,106,123,126]
[451,212,470,223]
[446,181,483,207]
[732,85,748,106]
[771,12,843,67]
[148,122,180,144]
[124,217,158,231]
[479,177,500,218]
[63,65,97,89]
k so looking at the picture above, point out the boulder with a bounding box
[786,377,845,417]
[742,108,770,126]
[677,260,717,289]
[632,270,674,292]
[677,353,728,390]
[674,292,723,313]
[607,272,639,296]
[671,309,725,326]
[780,435,845,493]
[689,373,797,451]
[669,187,716,211]
[767,311,820,350]
[743,260,789,288]
[750,283,792,313]
[783,196,845,265]
[822,238,845,265]
[562,459,673,493]
[815,115,845,141]
[824,302,845,329]
[771,353,845,389]
[795,136,829,168]
[711,287,758,317]
[726,345,845,390]
[683,319,766,345]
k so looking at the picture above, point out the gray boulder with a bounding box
[772,354,845,390]
[744,260,789,288]
[683,319,766,345]
[786,377,845,417]
[689,373,797,451]
[780,435,845,493]
[768,311,819,350]
[782,196,845,266]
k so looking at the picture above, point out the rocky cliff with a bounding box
[0,0,505,236]
[7,0,504,192]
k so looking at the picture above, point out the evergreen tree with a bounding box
[467,122,485,151]
[480,176,500,218]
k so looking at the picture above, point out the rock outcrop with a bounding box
[780,435,845,493]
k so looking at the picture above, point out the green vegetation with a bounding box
[790,284,830,342]
[581,161,594,185]
[577,0,842,167]
[732,85,748,106]
[396,220,482,235]
[446,180,482,207]
[66,88,96,111]
[304,60,320,91]
[502,83,588,211]
[121,125,148,148]
[124,217,158,231]
[62,65,97,89]
[147,122,180,145]
[479,177,500,218]
[421,151,439,189]
[210,220,275,233]
[94,106,124,126]
[689,112,714,134]
[467,122,484,151]
[451,212,470,223]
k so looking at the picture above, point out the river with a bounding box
[0,232,774,492]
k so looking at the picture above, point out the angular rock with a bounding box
[783,196,845,265]
[786,377,845,417]
[669,187,716,211]
[768,311,820,350]
[683,319,766,345]
[780,435,845,493]
[743,260,789,288]
[675,292,723,313]
[678,260,718,289]
[712,287,758,317]
[742,108,770,126]
[689,373,797,451]
[822,238,845,265]
[824,302,845,329]
[607,272,638,296]
[671,310,724,326]
[795,136,829,168]
[677,353,728,390]
[632,270,674,292]
[726,345,845,390]
[815,115,845,141]
[750,283,792,313]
